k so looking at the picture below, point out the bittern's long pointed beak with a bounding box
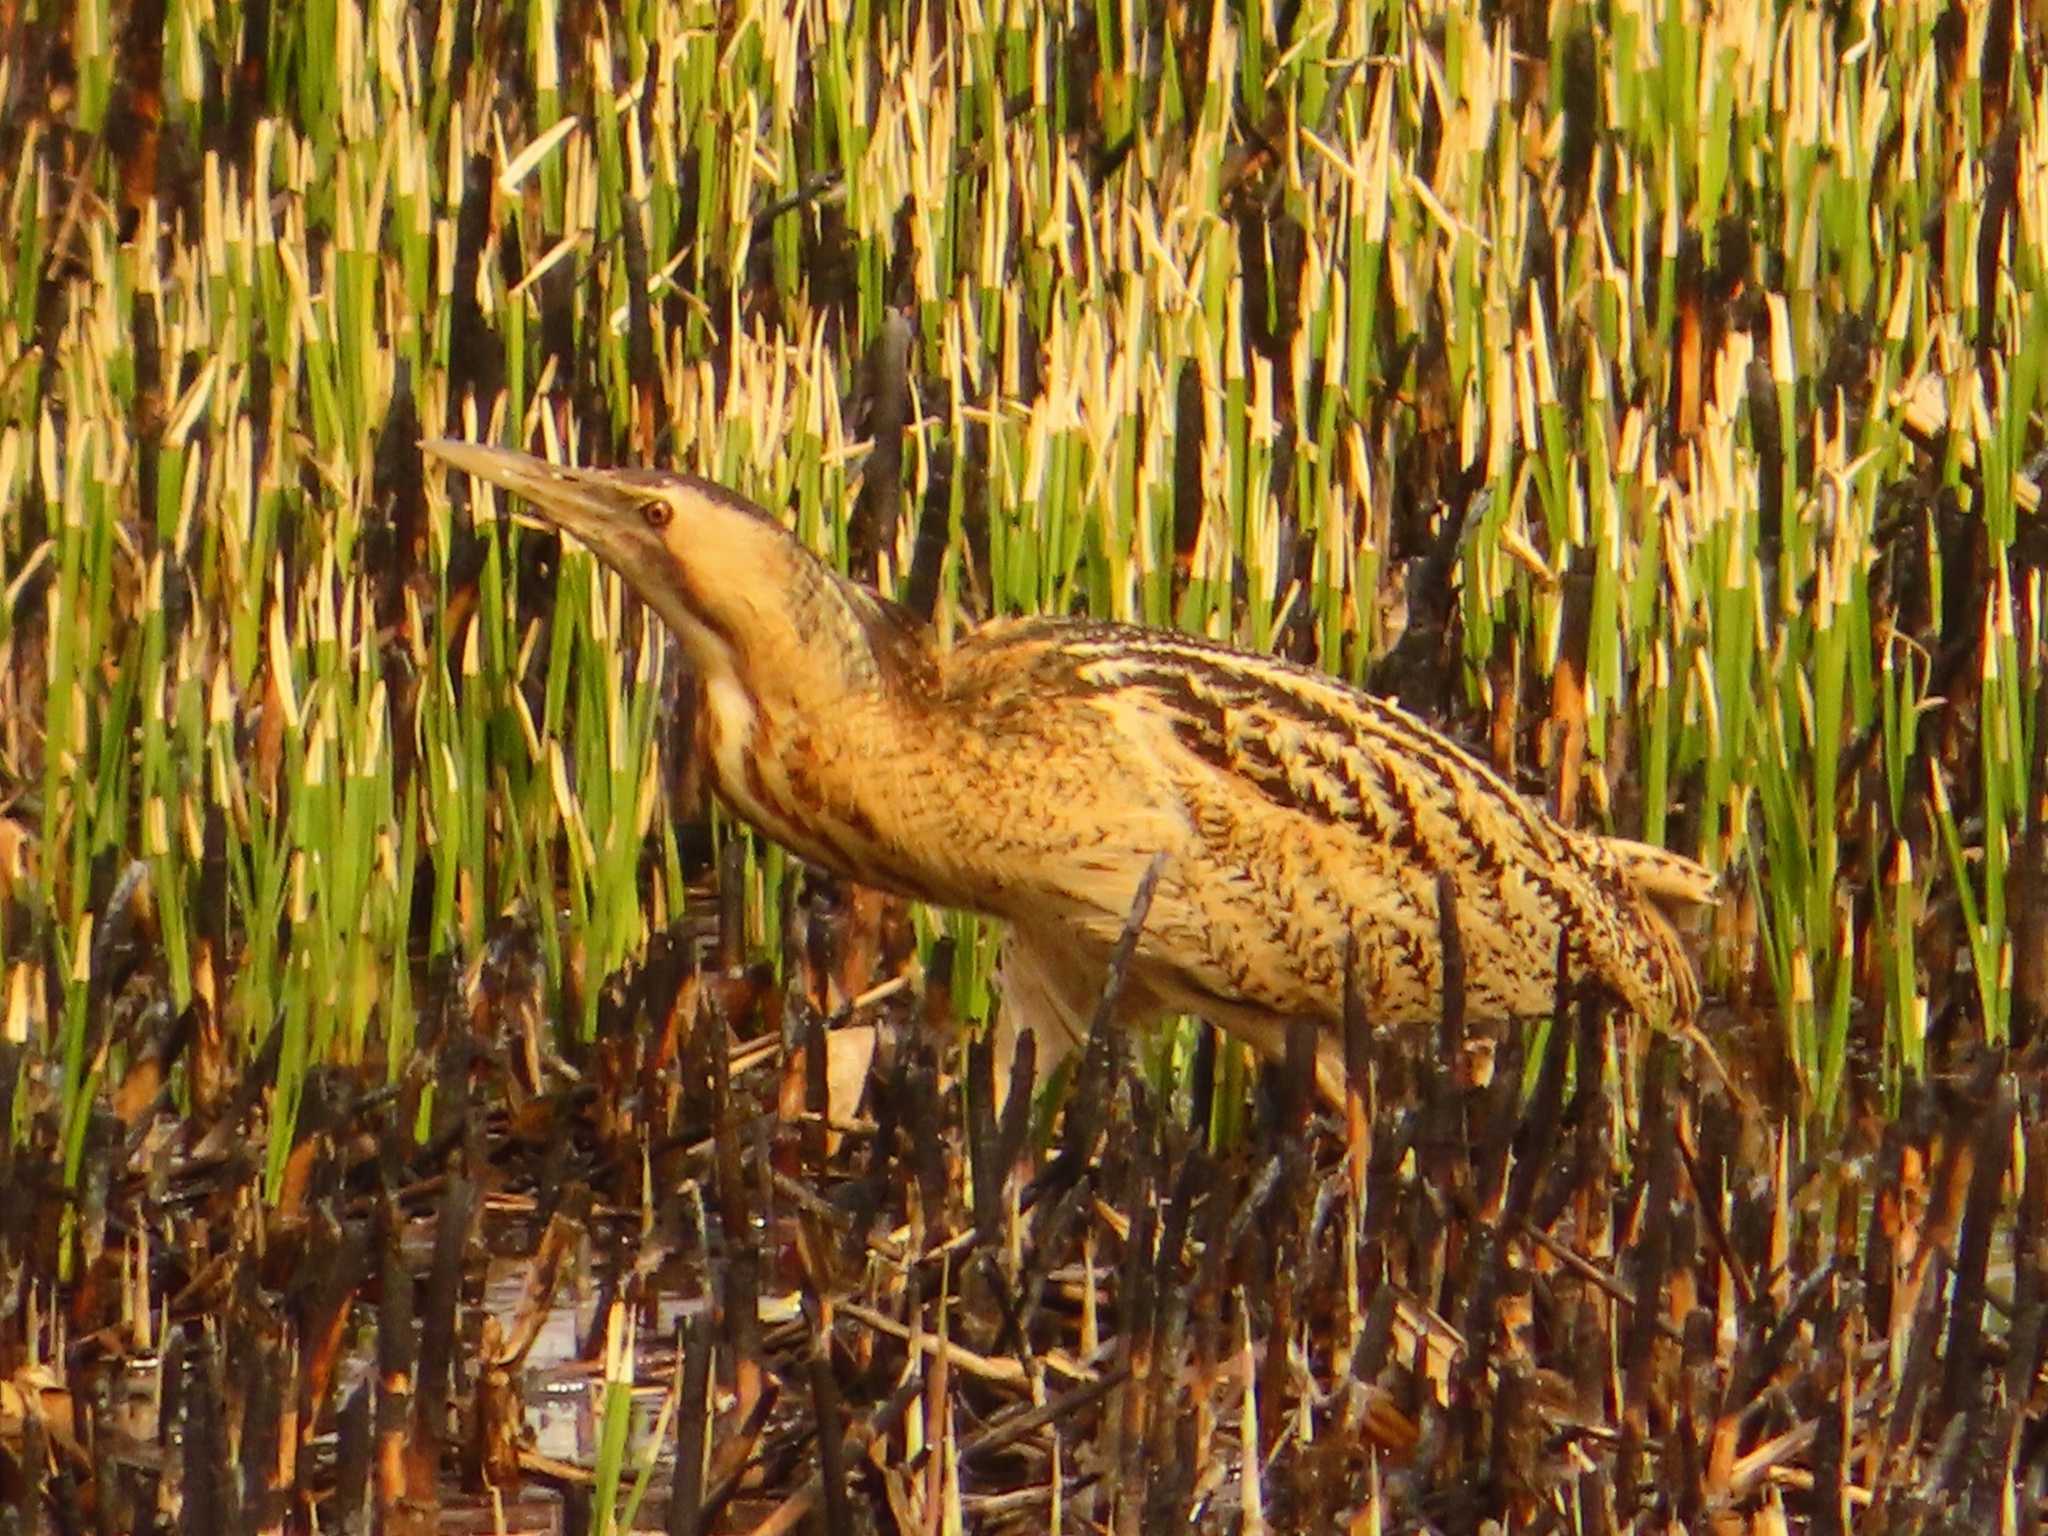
[421,438,652,555]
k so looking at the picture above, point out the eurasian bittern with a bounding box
[426,440,1715,1103]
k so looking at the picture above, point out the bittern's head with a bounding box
[423,440,931,708]
[424,440,795,665]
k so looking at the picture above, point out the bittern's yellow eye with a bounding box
[640,498,672,531]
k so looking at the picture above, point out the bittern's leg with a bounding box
[992,921,1159,1091]
[1192,1003,1348,1110]
[998,923,1347,1109]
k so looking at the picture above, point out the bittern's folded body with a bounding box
[428,442,1714,1100]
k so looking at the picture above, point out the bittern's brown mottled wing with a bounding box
[937,617,1703,1032]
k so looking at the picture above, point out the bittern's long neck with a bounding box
[419,440,949,884]
[673,545,941,882]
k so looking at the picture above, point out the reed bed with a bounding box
[0,0,2045,1527]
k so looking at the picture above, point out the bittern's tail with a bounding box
[1567,833,1716,1026]
[1602,837,1720,915]
[1596,837,1748,1104]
